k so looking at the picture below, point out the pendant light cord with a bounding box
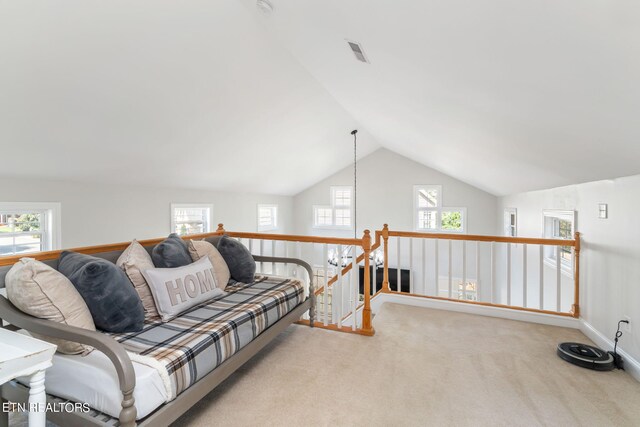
[351,130,358,239]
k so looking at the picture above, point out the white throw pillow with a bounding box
[142,257,224,322]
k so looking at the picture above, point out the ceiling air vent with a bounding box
[347,40,369,64]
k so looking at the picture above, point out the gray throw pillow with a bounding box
[58,251,144,333]
[216,235,256,284]
[152,233,192,268]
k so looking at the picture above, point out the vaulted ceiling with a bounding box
[2,1,639,196]
[243,0,640,195]
[0,1,379,195]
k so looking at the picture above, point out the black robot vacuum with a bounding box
[557,342,615,371]
[557,320,628,371]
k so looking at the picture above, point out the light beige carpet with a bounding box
[169,302,640,426]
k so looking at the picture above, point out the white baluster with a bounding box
[323,244,329,326]
[271,240,276,275]
[296,242,302,279]
[352,251,358,331]
[556,248,562,312]
[284,241,289,276]
[396,237,401,292]
[475,241,480,302]
[448,240,452,299]
[523,244,528,308]
[507,243,512,305]
[259,240,264,273]
[539,245,544,310]
[462,241,467,300]
[409,238,414,294]
[434,239,439,297]
[422,239,427,295]
[337,244,343,329]
[372,256,377,296]
[490,242,495,304]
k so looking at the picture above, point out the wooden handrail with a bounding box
[386,230,577,247]
[0,226,364,266]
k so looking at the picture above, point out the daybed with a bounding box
[0,235,315,427]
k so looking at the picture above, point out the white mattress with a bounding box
[17,341,167,420]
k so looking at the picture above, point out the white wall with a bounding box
[293,148,497,237]
[292,148,497,295]
[497,175,640,364]
[0,177,294,249]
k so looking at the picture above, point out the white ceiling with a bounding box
[0,1,379,195]
[245,0,640,196]
[2,1,639,197]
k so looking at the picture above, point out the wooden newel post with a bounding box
[381,224,390,293]
[572,231,581,318]
[216,223,225,234]
[362,230,374,335]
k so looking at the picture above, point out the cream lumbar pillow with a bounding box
[116,240,160,321]
[142,256,225,322]
[188,239,231,290]
[5,258,96,355]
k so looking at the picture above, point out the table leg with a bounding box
[28,370,46,427]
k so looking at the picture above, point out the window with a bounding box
[314,206,333,226]
[441,208,466,232]
[257,204,278,231]
[543,210,576,275]
[504,208,517,237]
[313,186,353,229]
[415,185,440,231]
[0,202,61,256]
[171,204,213,236]
[414,186,466,233]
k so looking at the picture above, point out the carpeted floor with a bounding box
[171,303,640,427]
[9,303,640,426]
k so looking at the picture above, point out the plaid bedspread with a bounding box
[110,276,305,399]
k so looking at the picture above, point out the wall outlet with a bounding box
[623,316,631,333]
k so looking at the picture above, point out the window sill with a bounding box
[415,228,466,234]
[257,228,279,232]
[543,258,574,279]
[312,225,354,231]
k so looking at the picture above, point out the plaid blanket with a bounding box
[110,276,305,399]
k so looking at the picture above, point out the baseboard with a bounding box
[373,293,581,329]
[580,320,640,383]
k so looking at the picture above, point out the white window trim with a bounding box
[257,204,278,232]
[542,209,576,277]
[170,203,214,236]
[0,202,61,252]
[440,207,467,234]
[413,185,442,232]
[313,186,354,230]
[313,205,335,229]
[504,207,517,237]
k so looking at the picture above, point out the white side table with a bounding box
[0,328,56,427]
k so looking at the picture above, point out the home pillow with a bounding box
[5,258,96,354]
[116,240,160,321]
[151,233,192,268]
[142,256,224,322]
[216,235,256,284]
[188,239,231,290]
[58,251,144,333]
